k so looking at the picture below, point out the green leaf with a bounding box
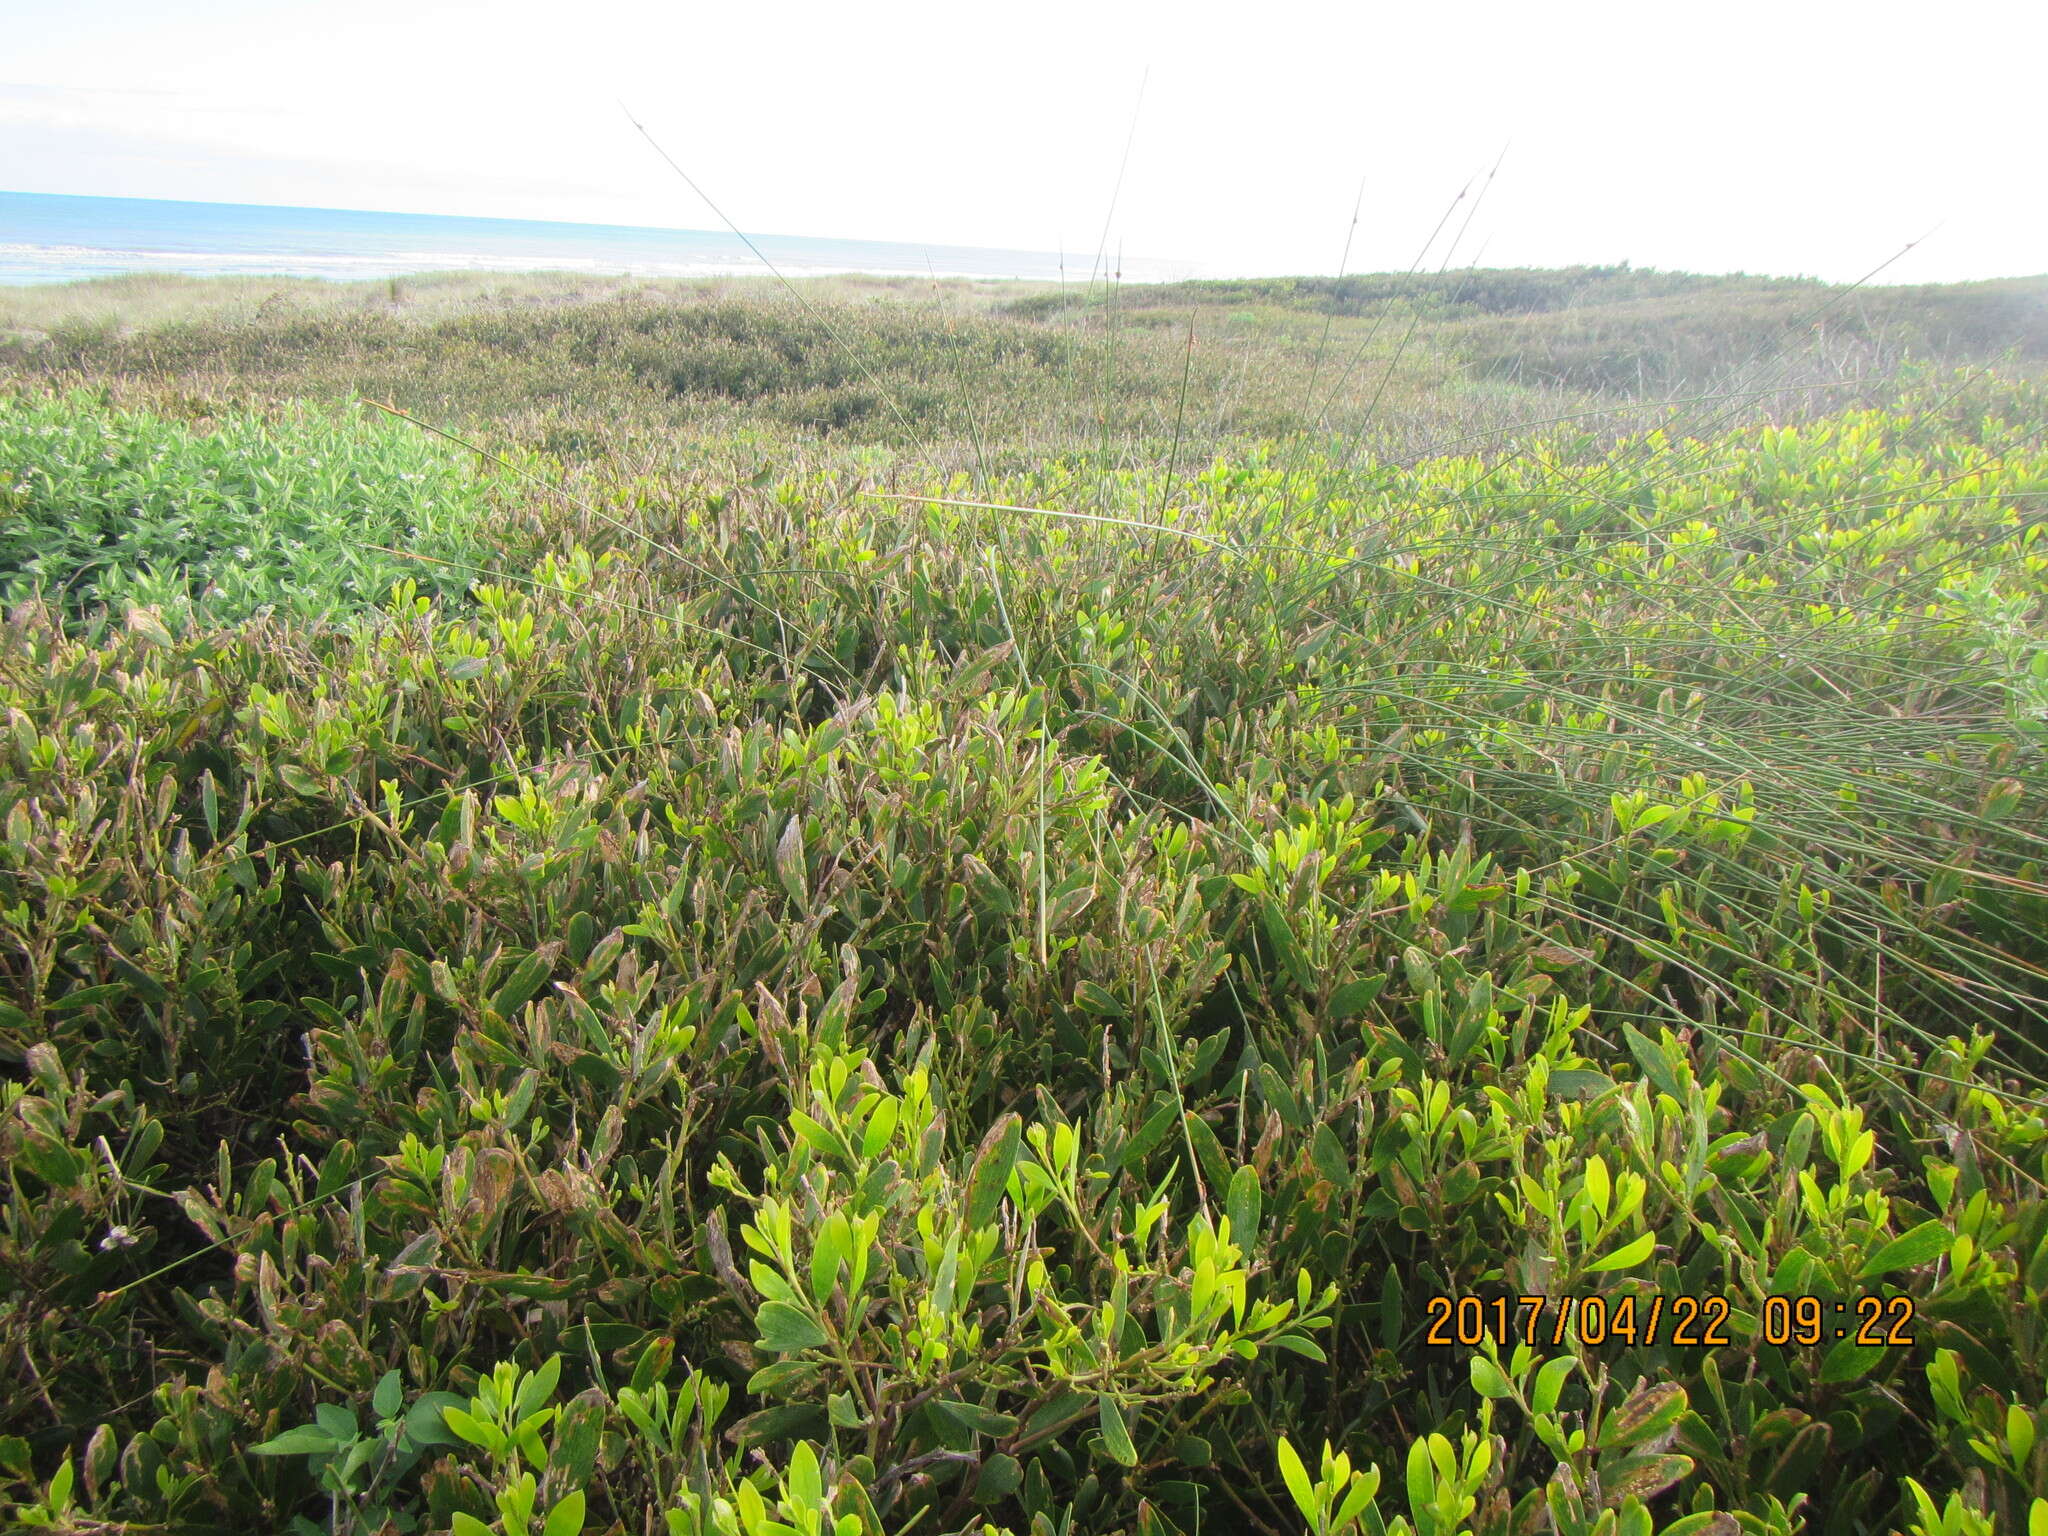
[629,1336,673,1395]
[1226,1163,1263,1244]
[566,910,597,964]
[1859,1220,1952,1280]
[1335,1466,1384,1532]
[1261,899,1317,993]
[48,983,126,1014]
[1256,1063,1305,1130]
[451,1514,494,1536]
[1548,1069,1615,1101]
[755,1300,829,1354]
[75,1429,113,1512]
[47,1457,73,1516]
[1406,1435,1436,1521]
[403,1393,468,1449]
[965,1113,1023,1230]
[1021,1389,1093,1443]
[775,815,807,904]
[1310,1122,1349,1189]
[1532,1355,1576,1416]
[975,1453,1024,1503]
[1601,1453,1694,1504]
[1118,1099,1179,1171]
[731,1404,828,1449]
[787,1444,823,1509]
[477,1270,578,1301]
[1586,1230,1656,1273]
[1598,1383,1686,1451]
[1074,980,1126,1017]
[932,1400,1019,1438]
[440,1406,497,1451]
[2008,1405,2036,1468]
[1267,1334,1328,1362]
[859,1096,901,1160]
[549,1389,607,1486]
[1097,1395,1137,1467]
[541,1490,586,1536]
[1191,1029,1231,1080]
[1183,1111,1232,1195]
[1662,1516,1740,1536]
[514,1355,562,1421]
[1326,975,1387,1021]
[1470,1356,1514,1399]
[749,1361,819,1398]
[1277,1436,1317,1523]
[249,1425,338,1457]
[1819,1336,1887,1384]
[372,1371,403,1421]
[489,949,557,1022]
[932,1230,961,1316]
[788,1112,843,1161]
[810,1212,849,1306]
[1624,1023,1683,1100]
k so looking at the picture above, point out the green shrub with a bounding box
[0,390,495,624]
[2,281,2046,1536]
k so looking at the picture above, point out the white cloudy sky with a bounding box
[3,0,2043,282]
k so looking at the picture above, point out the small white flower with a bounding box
[99,1225,139,1252]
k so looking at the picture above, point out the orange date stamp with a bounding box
[1422,1293,1920,1350]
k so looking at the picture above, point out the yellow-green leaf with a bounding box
[1587,1230,1656,1273]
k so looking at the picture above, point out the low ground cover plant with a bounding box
[0,273,2044,1536]
[0,391,498,626]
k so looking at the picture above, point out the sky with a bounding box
[3,0,2044,283]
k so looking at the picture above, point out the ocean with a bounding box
[0,189,1186,287]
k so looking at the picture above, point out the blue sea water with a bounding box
[0,190,1182,287]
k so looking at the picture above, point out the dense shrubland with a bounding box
[0,269,2045,1536]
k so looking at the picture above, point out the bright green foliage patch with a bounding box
[0,392,495,624]
[0,289,2045,1536]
